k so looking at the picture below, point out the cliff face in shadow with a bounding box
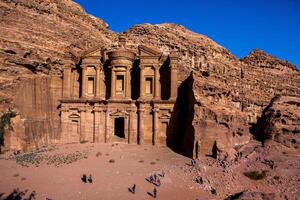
[168,72,195,158]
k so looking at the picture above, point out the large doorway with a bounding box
[114,117,125,139]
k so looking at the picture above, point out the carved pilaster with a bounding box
[154,65,160,100]
[169,56,179,100]
[81,65,87,98]
[99,64,106,99]
[79,107,86,142]
[63,66,72,98]
[138,105,145,144]
[125,68,131,99]
[104,108,109,142]
[153,107,160,145]
[111,69,116,99]
[139,66,145,99]
[96,66,101,98]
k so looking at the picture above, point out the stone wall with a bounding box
[7,75,62,150]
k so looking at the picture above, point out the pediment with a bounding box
[69,113,80,118]
[159,109,172,119]
[81,45,102,58]
[110,109,129,117]
[138,45,161,57]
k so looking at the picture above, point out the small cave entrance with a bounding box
[114,117,125,138]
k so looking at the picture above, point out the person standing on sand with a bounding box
[153,187,157,198]
[88,174,93,183]
[81,174,87,183]
[128,184,136,194]
[132,184,136,194]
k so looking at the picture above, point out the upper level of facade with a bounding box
[61,37,180,103]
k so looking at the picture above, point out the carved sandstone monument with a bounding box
[0,0,299,160]
[60,37,179,146]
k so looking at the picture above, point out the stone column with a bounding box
[125,67,131,99]
[81,66,87,98]
[70,70,76,97]
[111,69,116,99]
[127,108,133,143]
[130,106,137,144]
[154,67,160,100]
[138,105,145,144]
[139,66,144,99]
[79,107,86,142]
[170,65,178,100]
[63,67,71,98]
[100,66,105,99]
[153,107,159,145]
[96,67,101,98]
[94,108,100,142]
[104,108,108,142]
[98,109,105,142]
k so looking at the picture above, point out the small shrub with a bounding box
[243,170,267,180]
[0,110,17,152]
[273,175,280,180]
[96,152,102,157]
[291,139,296,144]
[138,160,144,163]
[109,159,115,163]
[211,188,217,195]
[150,161,156,165]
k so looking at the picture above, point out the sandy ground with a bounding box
[1,141,299,200]
[0,143,212,200]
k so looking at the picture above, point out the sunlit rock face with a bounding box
[255,96,300,148]
[0,0,299,157]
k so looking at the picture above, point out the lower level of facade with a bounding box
[60,99,175,145]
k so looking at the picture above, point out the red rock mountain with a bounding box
[0,0,299,156]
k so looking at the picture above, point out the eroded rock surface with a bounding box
[255,96,300,148]
[0,0,299,158]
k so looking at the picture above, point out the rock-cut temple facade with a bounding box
[60,38,180,146]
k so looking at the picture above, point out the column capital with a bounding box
[138,108,146,113]
[60,106,69,112]
[170,64,178,70]
[81,64,88,69]
[78,107,87,112]
[139,64,146,70]
[154,64,160,69]
[63,65,73,70]
[93,107,102,112]
[153,107,160,113]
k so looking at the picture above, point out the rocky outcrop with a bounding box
[120,23,300,158]
[0,0,299,155]
[0,0,115,110]
[225,191,278,200]
[241,49,297,72]
[255,96,300,148]
[0,0,115,150]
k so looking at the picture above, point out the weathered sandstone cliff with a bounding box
[0,0,299,157]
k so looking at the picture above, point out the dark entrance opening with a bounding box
[114,117,125,138]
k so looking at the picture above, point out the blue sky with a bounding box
[74,0,300,69]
